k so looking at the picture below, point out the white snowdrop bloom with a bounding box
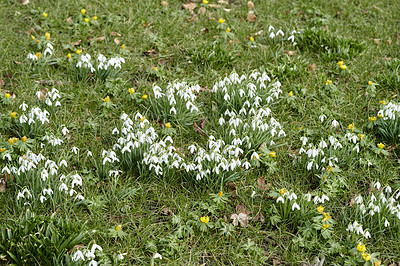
[384,219,390,227]
[288,193,297,201]
[72,250,85,262]
[88,260,98,266]
[277,196,284,203]
[251,191,256,198]
[292,202,300,211]
[268,25,275,32]
[43,47,52,56]
[355,195,363,204]
[276,29,284,36]
[90,244,103,254]
[370,195,377,202]
[321,195,329,203]
[17,192,25,200]
[242,161,251,169]
[153,253,162,260]
[300,136,308,146]
[27,53,38,60]
[364,231,371,239]
[19,102,28,111]
[40,195,47,203]
[69,189,77,196]
[331,120,339,127]
[72,146,80,154]
[43,188,53,196]
[288,35,295,42]
[307,161,313,170]
[61,127,69,135]
[269,32,275,39]
[385,186,392,193]
[41,169,49,181]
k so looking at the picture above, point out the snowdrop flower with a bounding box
[364,231,371,239]
[385,186,392,193]
[292,202,300,211]
[251,191,256,198]
[331,120,339,127]
[276,29,284,36]
[153,253,162,260]
[385,219,390,227]
[321,195,329,203]
[268,25,275,32]
[87,151,93,157]
[117,253,127,260]
[374,182,381,190]
[62,127,69,135]
[72,146,80,154]
[72,250,85,262]
[277,196,284,203]
[19,102,28,111]
[288,35,295,42]
[269,32,275,39]
[40,195,47,203]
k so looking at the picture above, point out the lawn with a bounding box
[0,0,399,265]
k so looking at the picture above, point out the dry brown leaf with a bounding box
[0,80,4,88]
[257,177,271,191]
[27,26,40,35]
[20,0,29,5]
[236,204,246,214]
[182,3,197,12]
[285,51,296,56]
[0,178,6,193]
[114,38,120,45]
[110,32,122,37]
[198,6,206,15]
[73,40,82,46]
[199,117,207,129]
[194,122,207,136]
[68,244,85,254]
[230,213,249,227]
[247,11,256,22]
[13,61,22,64]
[208,4,221,8]
[93,36,105,42]
[254,30,264,36]
[67,17,72,23]
[161,207,174,216]
[308,63,316,71]
[188,14,197,21]
[273,259,281,266]
[373,5,383,12]
[373,38,381,45]
[253,213,265,222]
[161,1,168,6]
[226,181,236,194]
[247,1,255,9]
[377,57,392,61]
[387,39,392,45]
[217,0,228,4]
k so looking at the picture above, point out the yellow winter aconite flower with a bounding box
[368,81,373,86]
[43,12,48,18]
[121,44,125,49]
[0,148,6,153]
[375,260,381,266]
[269,151,277,157]
[152,66,158,71]
[115,224,122,231]
[359,134,365,140]
[337,61,343,66]
[226,27,231,33]
[76,49,82,55]
[289,91,293,97]
[279,188,287,195]
[67,53,71,59]
[81,9,86,15]
[218,18,225,24]
[36,52,42,59]
[45,32,50,40]
[10,111,17,119]
[322,224,330,229]
[250,36,254,42]
[31,35,35,40]
[377,143,385,149]
[379,100,386,105]
[369,116,377,122]
[84,18,89,22]
[142,94,148,99]
[322,212,332,221]
[340,64,347,70]
[21,136,27,142]
[326,79,332,85]
[104,96,110,102]
[357,243,366,252]
[203,0,209,4]
[12,137,18,143]
[8,138,13,145]
[36,40,40,43]
[362,252,371,261]
[129,88,135,94]
[218,191,223,197]
[200,216,210,223]
[347,123,354,132]
[5,93,11,99]
[93,16,98,20]
[326,165,333,173]
[317,205,324,213]
[165,122,171,129]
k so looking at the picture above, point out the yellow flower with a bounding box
[326,165,333,173]
[84,18,89,22]
[374,260,381,266]
[76,49,82,55]
[5,93,11,99]
[36,52,42,59]
[347,123,354,132]
[326,79,332,85]
[142,94,148,99]
[36,40,40,43]
[378,114,384,118]
[152,66,158,71]
[278,188,287,195]
[10,111,17,119]
[369,116,377,122]
[129,88,135,94]
[379,100,386,105]
[357,243,366,252]
[322,212,332,221]
[359,134,365,140]
[81,9,86,15]
[269,151,277,157]
[317,205,324,213]
[0,148,6,153]
[104,96,110,102]
[67,53,71,59]
[21,136,27,142]
[340,64,347,70]
[200,216,210,223]
[165,122,171,129]
[31,35,35,40]
[337,61,343,66]
[218,18,225,24]
[368,81,373,86]
[203,0,209,4]
[45,32,50,40]
[377,143,385,149]
[226,27,231,33]
[8,138,13,145]
[218,191,223,197]
[12,137,18,143]
[250,36,254,42]
[289,91,293,97]
[362,252,371,261]
[322,224,330,229]
[93,16,98,20]
[121,44,125,50]
[115,224,122,231]
[43,12,48,18]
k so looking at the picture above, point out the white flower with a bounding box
[276,196,284,203]
[72,146,80,154]
[153,253,162,259]
[374,182,381,190]
[292,202,300,211]
[251,191,256,198]
[331,120,339,127]
[62,127,69,135]
[384,219,390,227]
[72,250,85,262]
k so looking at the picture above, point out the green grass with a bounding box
[0,0,400,265]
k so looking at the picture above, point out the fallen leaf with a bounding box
[20,0,29,5]
[308,63,316,71]
[0,178,6,193]
[188,14,197,21]
[199,117,207,129]
[217,0,228,4]
[201,28,209,33]
[194,122,207,137]
[226,181,236,194]
[386,39,392,45]
[93,36,105,42]
[161,1,168,6]
[285,51,296,56]
[372,38,380,45]
[0,80,4,88]
[161,207,174,216]
[377,57,392,61]
[236,204,247,214]
[182,3,197,12]
[67,17,72,23]
[27,26,40,35]
[73,40,82,46]
[208,4,221,8]
[247,11,256,22]
[273,259,281,266]
[110,32,122,37]
[324,25,329,32]
[68,244,85,254]
[13,61,22,64]
[349,194,357,207]
[143,49,158,57]
[114,38,120,45]
[373,5,383,12]
[247,1,255,9]
[198,6,206,15]
[257,177,271,191]
[230,213,249,227]
[254,30,264,36]
[253,212,265,222]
